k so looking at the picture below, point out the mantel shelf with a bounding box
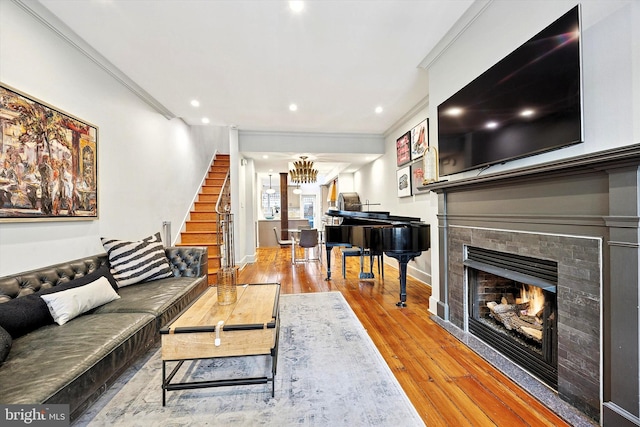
[418,143,640,194]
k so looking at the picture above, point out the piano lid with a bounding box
[326,209,424,225]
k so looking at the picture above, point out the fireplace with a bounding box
[466,247,558,389]
[427,146,640,424]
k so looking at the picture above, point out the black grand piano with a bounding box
[324,209,430,307]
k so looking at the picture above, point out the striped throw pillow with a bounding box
[101,233,173,287]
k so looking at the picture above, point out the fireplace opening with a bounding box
[465,247,558,389]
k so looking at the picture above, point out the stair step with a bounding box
[189,211,217,221]
[207,271,218,285]
[186,221,218,232]
[176,243,220,257]
[201,186,221,195]
[180,231,219,245]
[197,194,217,203]
[194,201,215,211]
[205,178,224,186]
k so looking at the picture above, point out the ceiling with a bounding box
[35,0,474,178]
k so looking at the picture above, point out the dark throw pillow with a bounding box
[0,325,11,364]
[0,295,54,339]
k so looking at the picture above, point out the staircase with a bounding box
[177,154,230,285]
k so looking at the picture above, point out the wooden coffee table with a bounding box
[159,283,281,405]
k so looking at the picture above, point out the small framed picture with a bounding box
[396,166,411,198]
[396,131,411,166]
[410,119,429,161]
[410,162,424,195]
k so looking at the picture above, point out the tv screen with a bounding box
[437,5,582,176]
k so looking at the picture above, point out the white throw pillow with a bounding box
[41,276,120,325]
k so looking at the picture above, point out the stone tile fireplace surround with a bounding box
[427,145,640,426]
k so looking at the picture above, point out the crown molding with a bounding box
[383,93,429,138]
[12,0,176,120]
[418,0,493,71]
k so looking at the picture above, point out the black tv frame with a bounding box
[437,5,583,176]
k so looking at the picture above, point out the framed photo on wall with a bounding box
[410,162,424,195]
[0,83,98,222]
[396,166,411,198]
[410,118,429,161]
[396,131,411,166]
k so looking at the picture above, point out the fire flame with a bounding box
[520,284,544,316]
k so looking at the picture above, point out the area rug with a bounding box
[73,292,425,426]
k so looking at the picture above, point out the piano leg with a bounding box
[385,251,421,307]
[325,245,334,280]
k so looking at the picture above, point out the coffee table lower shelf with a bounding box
[161,351,277,406]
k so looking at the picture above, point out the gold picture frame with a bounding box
[0,83,98,222]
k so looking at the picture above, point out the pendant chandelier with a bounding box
[289,156,318,184]
[266,174,276,194]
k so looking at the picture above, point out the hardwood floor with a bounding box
[237,246,572,427]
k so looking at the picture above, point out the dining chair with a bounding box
[294,228,320,263]
[273,227,293,246]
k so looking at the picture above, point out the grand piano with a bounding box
[324,209,430,307]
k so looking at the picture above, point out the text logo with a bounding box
[0,405,69,426]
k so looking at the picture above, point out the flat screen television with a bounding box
[437,5,583,176]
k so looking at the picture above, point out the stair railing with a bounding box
[215,170,234,269]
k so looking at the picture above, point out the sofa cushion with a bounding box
[0,295,53,339]
[41,277,120,325]
[0,312,155,414]
[93,275,208,328]
[101,233,173,287]
[0,326,11,364]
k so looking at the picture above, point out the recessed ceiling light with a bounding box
[375,106,383,114]
[190,99,200,107]
[201,117,210,124]
[289,1,304,13]
[289,104,298,112]
[520,109,535,117]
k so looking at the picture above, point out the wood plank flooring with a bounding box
[237,246,571,427]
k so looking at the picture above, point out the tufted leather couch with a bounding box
[0,246,208,420]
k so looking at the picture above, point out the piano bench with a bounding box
[341,247,362,278]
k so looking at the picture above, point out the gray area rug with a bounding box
[74,291,424,426]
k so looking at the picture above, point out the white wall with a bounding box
[0,1,222,276]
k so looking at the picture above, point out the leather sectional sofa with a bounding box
[0,246,208,420]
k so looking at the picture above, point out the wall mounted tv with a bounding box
[437,5,583,176]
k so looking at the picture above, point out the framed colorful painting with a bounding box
[0,83,98,222]
[410,118,429,161]
[396,131,411,167]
